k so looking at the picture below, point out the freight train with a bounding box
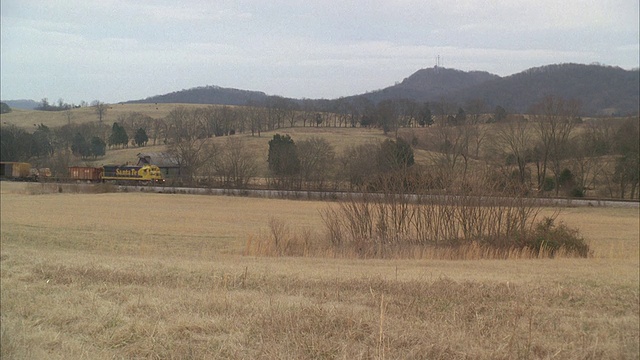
[68,164,164,184]
[1,162,163,184]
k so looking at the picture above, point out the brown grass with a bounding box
[1,104,411,170]
[0,103,208,129]
[1,182,638,359]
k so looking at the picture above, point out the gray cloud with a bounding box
[1,0,638,103]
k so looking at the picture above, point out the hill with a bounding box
[125,85,270,106]
[350,67,500,103]
[449,63,640,116]
[122,63,638,116]
[348,63,638,116]
[1,99,39,110]
[4,63,638,116]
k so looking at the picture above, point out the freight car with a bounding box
[0,162,38,181]
[68,166,103,182]
[68,164,163,184]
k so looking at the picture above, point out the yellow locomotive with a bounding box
[102,164,164,183]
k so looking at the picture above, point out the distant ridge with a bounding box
[352,63,638,116]
[449,63,639,116]
[125,85,269,106]
[1,99,39,110]
[107,63,640,116]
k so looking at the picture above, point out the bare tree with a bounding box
[531,96,580,195]
[567,120,614,196]
[65,108,74,125]
[376,100,399,135]
[247,106,265,137]
[168,138,209,185]
[426,122,470,184]
[165,106,192,142]
[297,137,336,189]
[491,118,532,186]
[166,107,209,184]
[265,96,293,130]
[340,143,379,190]
[92,101,108,123]
[299,100,317,127]
[610,117,640,199]
[210,137,258,187]
[464,99,489,158]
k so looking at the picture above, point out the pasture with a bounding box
[1,182,638,359]
[0,103,205,129]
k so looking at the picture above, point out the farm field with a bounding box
[85,126,396,169]
[0,103,206,129]
[1,182,638,359]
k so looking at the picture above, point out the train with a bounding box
[69,164,164,184]
[1,161,163,184]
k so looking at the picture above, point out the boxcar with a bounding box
[0,162,33,180]
[68,166,103,182]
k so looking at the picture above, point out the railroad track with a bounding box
[121,184,640,208]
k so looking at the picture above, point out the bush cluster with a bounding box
[517,217,591,257]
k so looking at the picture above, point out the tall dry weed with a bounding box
[248,172,591,260]
[245,217,326,257]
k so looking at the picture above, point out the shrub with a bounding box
[523,217,591,257]
[543,177,555,192]
[569,187,585,198]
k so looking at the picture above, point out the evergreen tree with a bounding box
[494,105,507,123]
[378,138,415,173]
[267,134,300,177]
[109,122,128,148]
[89,136,106,158]
[31,124,53,157]
[71,133,90,158]
[418,104,433,127]
[134,128,149,147]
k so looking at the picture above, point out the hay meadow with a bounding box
[1,181,638,359]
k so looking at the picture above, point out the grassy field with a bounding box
[0,103,406,171]
[0,103,208,129]
[1,182,638,359]
[81,126,406,174]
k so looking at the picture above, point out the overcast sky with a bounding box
[1,0,638,104]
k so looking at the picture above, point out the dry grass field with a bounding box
[81,126,401,174]
[1,182,638,359]
[0,103,207,129]
[1,103,446,170]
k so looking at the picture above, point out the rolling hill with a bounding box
[350,67,500,104]
[123,63,638,116]
[5,63,638,116]
[354,63,638,116]
[1,99,40,110]
[448,63,640,116]
[125,85,269,106]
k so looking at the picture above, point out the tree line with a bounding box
[1,96,637,199]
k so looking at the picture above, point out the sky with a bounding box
[1,0,638,104]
